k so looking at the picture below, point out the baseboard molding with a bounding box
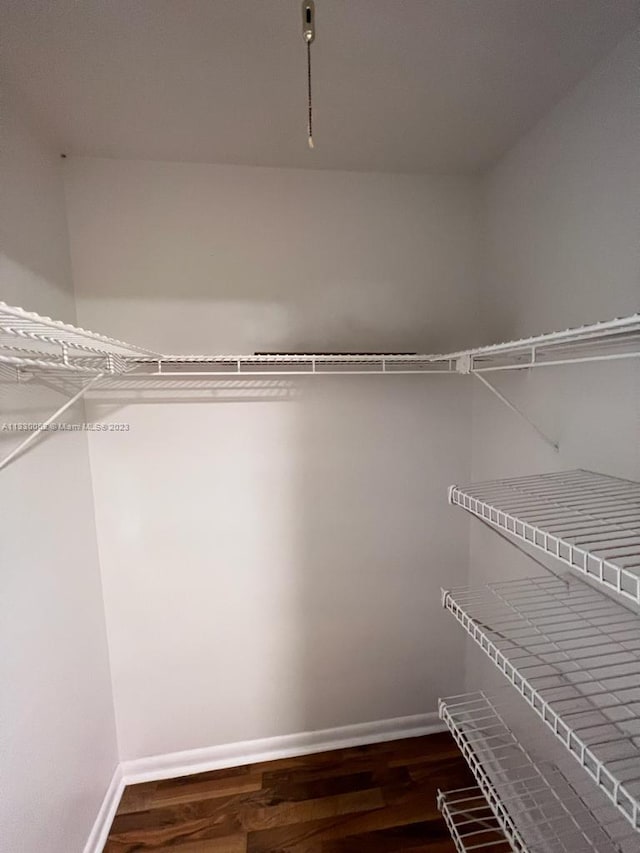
[82,764,124,853]
[85,712,445,850]
[121,711,446,786]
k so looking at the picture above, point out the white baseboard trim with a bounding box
[83,764,124,853]
[85,712,445,850]
[121,711,446,786]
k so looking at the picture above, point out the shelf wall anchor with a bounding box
[473,372,559,452]
[0,373,104,471]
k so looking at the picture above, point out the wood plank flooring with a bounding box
[105,732,477,852]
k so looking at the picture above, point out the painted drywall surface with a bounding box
[465,29,640,694]
[64,159,480,759]
[0,91,76,320]
[481,28,640,342]
[81,379,472,759]
[0,89,119,852]
[65,159,484,354]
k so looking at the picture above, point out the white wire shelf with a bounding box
[437,786,512,852]
[7,372,303,397]
[445,315,640,374]
[449,470,640,605]
[2,301,639,381]
[442,575,640,833]
[0,301,157,367]
[440,692,623,852]
[123,354,456,376]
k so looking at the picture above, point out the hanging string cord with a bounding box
[307,39,314,148]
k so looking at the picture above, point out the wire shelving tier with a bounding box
[442,575,640,833]
[439,693,621,852]
[445,314,640,374]
[439,692,617,853]
[449,470,640,605]
[0,301,157,374]
[437,786,511,852]
[2,301,639,382]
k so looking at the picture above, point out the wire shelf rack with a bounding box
[445,315,640,374]
[449,470,640,605]
[439,692,625,852]
[442,575,640,832]
[109,312,640,377]
[2,301,639,381]
[0,301,157,369]
[437,786,511,852]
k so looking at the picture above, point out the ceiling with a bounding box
[1,0,637,174]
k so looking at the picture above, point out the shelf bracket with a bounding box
[473,372,559,452]
[0,373,104,471]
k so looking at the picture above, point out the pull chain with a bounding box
[307,39,313,148]
[302,1,315,149]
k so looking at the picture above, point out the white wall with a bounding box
[64,159,481,760]
[467,28,640,690]
[65,160,484,354]
[0,87,119,852]
[481,27,640,342]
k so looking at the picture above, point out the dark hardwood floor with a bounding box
[104,731,478,852]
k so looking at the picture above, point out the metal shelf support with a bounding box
[473,373,559,452]
[0,373,104,471]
